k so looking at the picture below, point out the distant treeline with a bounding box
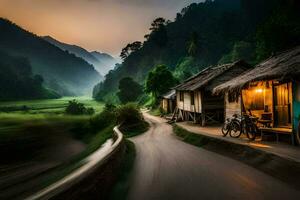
[0,51,59,101]
[94,0,300,102]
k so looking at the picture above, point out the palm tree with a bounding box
[187,32,199,57]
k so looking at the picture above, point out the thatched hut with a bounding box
[160,90,176,113]
[213,46,300,144]
[173,60,251,126]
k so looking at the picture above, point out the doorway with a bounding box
[273,83,292,128]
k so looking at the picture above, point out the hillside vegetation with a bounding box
[0,18,101,96]
[0,51,59,100]
[43,36,117,76]
[94,0,300,102]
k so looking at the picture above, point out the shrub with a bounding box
[115,103,149,137]
[104,103,117,112]
[65,99,94,115]
[86,107,95,115]
[116,103,143,126]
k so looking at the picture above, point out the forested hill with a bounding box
[0,18,102,96]
[94,0,300,102]
[43,36,117,76]
[0,51,59,100]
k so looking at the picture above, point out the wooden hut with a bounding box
[160,90,176,113]
[213,46,300,144]
[173,60,251,126]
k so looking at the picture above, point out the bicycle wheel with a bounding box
[246,124,257,140]
[229,121,242,138]
[221,123,230,136]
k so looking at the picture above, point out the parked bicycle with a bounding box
[242,113,259,140]
[221,114,241,137]
[221,110,259,141]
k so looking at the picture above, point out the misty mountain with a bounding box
[0,18,102,96]
[91,51,119,73]
[43,36,118,75]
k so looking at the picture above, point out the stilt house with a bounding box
[173,60,251,126]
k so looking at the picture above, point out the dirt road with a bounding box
[128,113,300,200]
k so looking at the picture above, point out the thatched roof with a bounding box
[213,46,300,94]
[161,89,176,100]
[174,60,251,92]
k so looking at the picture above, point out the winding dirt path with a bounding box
[128,113,300,200]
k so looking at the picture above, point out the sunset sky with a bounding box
[0,0,202,56]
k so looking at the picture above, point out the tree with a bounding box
[120,41,142,60]
[150,18,166,31]
[145,65,177,103]
[117,77,143,104]
[218,41,255,64]
[65,99,95,115]
[187,32,200,56]
[255,1,300,61]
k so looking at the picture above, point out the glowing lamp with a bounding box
[255,88,263,93]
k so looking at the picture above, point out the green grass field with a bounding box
[0,96,105,161]
[0,96,104,115]
[0,97,112,198]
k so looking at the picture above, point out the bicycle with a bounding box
[242,113,259,141]
[221,114,241,137]
[221,112,259,141]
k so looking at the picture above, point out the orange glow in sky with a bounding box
[0,0,202,56]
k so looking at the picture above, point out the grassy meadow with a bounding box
[0,96,105,143]
[0,97,112,198]
[0,96,104,115]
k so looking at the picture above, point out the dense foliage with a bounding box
[89,103,148,137]
[93,0,300,102]
[116,103,149,136]
[145,65,177,102]
[0,18,101,96]
[117,77,143,104]
[65,100,95,115]
[0,51,59,100]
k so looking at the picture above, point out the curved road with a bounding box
[128,113,300,200]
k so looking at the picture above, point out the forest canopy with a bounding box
[93,0,300,103]
[0,51,60,100]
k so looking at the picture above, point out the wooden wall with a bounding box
[176,90,202,113]
[224,92,241,120]
[162,99,168,112]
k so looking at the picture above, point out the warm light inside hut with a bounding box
[242,81,293,128]
[255,88,263,93]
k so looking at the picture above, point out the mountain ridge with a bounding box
[43,36,118,76]
[0,18,102,96]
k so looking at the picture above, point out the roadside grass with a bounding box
[109,140,136,200]
[173,124,210,147]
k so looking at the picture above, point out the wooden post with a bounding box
[201,112,206,126]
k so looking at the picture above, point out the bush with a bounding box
[116,103,149,137]
[116,103,143,126]
[65,99,94,115]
